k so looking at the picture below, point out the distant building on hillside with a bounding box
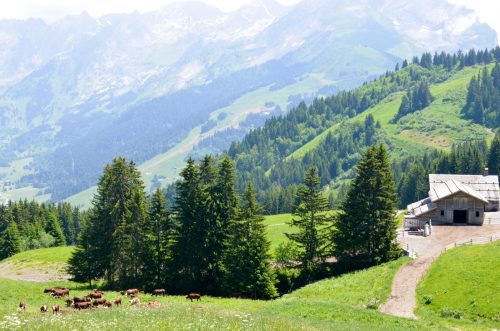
[405,169,499,227]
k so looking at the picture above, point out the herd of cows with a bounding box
[17,287,202,314]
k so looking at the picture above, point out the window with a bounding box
[440,210,445,216]
[476,211,480,217]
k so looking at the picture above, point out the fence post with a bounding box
[470,239,473,245]
[455,242,457,247]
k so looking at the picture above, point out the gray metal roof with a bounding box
[428,178,489,204]
[407,197,437,217]
[429,174,500,202]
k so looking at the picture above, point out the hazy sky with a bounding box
[0,0,498,38]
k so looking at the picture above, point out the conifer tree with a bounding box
[45,209,66,246]
[333,144,400,270]
[146,188,170,288]
[223,183,277,299]
[0,212,21,260]
[489,131,500,175]
[287,167,331,276]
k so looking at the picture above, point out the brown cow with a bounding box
[44,288,56,293]
[52,304,60,315]
[40,305,48,313]
[65,299,73,307]
[86,292,102,299]
[104,301,113,308]
[152,289,166,296]
[130,297,140,306]
[52,288,70,298]
[113,297,122,306]
[73,302,92,310]
[93,289,105,295]
[186,293,201,302]
[73,296,91,303]
[93,298,107,306]
[121,289,140,296]
[19,301,26,311]
[147,301,162,309]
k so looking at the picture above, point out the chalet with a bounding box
[405,170,500,227]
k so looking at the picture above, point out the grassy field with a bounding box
[416,241,500,330]
[263,214,294,252]
[0,256,443,331]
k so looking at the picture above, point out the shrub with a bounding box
[440,307,463,319]
[423,294,433,305]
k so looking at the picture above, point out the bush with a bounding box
[440,307,463,319]
[275,268,302,295]
[423,294,433,305]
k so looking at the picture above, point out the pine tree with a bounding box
[67,214,100,287]
[0,212,21,260]
[287,167,331,277]
[489,131,500,175]
[333,144,400,270]
[223,183,277,299]
[45,209,66,246]
[146,188,170,288]
[170,158,207,292]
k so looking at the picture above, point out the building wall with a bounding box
[421,193,485,225]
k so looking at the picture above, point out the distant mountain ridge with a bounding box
[0,0,496,203]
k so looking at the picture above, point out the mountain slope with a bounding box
[0,0,497,204]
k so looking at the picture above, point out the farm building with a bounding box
[405,171,500,227]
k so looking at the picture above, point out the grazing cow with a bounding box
[92,298,107,306]
[186,293,201,302]
[19,301,26,311]
[73,296,91,303]
[113,297,122,306]
[52,288,70,298]
[147,301,161,309]
[86,292,102,299]
[121,289,140,296]
[52,304,60,315]
[40,305,48,313]
[93,289,105,295]
[44,288,55,293]
[104,301,113,308]
[65,299,73,307]
[130,297,140,306]
[152,289,166,296]
[73,302,92,310]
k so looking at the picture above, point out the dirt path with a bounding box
[379,224,500,319]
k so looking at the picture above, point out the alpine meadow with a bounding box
[0,1,499,330]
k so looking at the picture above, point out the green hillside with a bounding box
[416,241,500,329]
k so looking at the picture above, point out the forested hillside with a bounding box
[228,48,500,213]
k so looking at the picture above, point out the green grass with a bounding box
[416,241,500,330]
[264,214,295,252]
[1,247,74,266]
[0,256,440,330]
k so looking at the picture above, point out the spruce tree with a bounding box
[287,167,331,277]
[147,188,171,288]
[0,214,21,260]
[45,209,66,246]
[489,131,500,175]
[333,144,400,270]
[223,183,277,299]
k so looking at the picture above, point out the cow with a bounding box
[113,297,122,306]
[121,289,140,296]
[130,297,140,306]
[52,288,70,298]
[65,299,73,307]
[86,292,102,299]
[73,296,91,303]
[92,298,107,306]
[44,288,56,293]
[93,289,105,295]
[18,301,26,311]
[73,302,92,310]
[52,304,60,315]
[40,305,48,313]
[152,289,166,296]
[147,301,161,309]
[186,293,201,302]
[104,301,113,308]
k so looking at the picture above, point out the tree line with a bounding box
[69,145,401,297]
[392,81,433,122]
[463,64,500,127]
[0,201,85,260]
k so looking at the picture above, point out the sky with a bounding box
[0,0,498,38]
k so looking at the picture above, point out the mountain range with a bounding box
[0,0,497,205]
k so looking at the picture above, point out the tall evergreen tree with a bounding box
[489,131,500,175]
[223,183,277,299]
[287,167,331,276]
[333,144,400,269]
[0,211,21,260]
[45,209,66,246]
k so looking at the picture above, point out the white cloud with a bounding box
[448,0,500,41]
